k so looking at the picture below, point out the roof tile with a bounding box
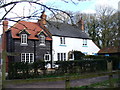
[9,21,52,40]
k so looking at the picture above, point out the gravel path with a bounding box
[5,75,118,88]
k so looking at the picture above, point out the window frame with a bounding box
[60,37,65,45]
[21,34,28,45]
[21,53,34,63]
[69,53,74,60]
[83,39,87,46]
[44,54,51,61]
[39,35,45,46]
[57,53,66,61]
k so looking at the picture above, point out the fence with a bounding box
[3,71,120,88]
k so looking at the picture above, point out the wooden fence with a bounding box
[2,70,120,89]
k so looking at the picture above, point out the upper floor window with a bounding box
[40,35,45,46]
[21,34,27,45]
[21,53,34,63]
[60,37,65,45]
[83,39,87,47]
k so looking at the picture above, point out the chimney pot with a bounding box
[77,17,84,31]
[38,11,47,25]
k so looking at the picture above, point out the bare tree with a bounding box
[69,5,118,49]
[0,0,88,23]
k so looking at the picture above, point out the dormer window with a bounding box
[40,35,45,46]
[21,34,28,46]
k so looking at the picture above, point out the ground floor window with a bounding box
[44,54,51,61]
[57,53,66,61]
[69,53,74,60]
[21,53,34,63]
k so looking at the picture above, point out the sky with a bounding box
[41,0,120,13]
[0,0,120,35]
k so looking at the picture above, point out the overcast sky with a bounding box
[0,0,120,35]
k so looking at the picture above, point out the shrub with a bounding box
[74,51,85,60]
[8,60,48,79]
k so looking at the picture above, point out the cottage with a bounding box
[2,15,52,71]
[46,17,100,64]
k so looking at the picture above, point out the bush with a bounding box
[8,60,49,79]
[74,51,85,60]
[55,59,107,74]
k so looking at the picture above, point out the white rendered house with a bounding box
[47,21,100,62]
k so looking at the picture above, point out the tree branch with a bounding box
[0,3,16,22]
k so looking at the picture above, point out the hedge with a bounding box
[7,56,120,79]
[8,60,49,79]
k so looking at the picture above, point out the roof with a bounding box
[8,21,52,41]
[98,46,120,54]
[47,21,90,39]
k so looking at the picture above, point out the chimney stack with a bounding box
[38,11,47,26]
[3,20,8,32]
[2,20,8,51]
[77,17,84,31]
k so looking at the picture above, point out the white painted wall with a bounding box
[52,36,100,61]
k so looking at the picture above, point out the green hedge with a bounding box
[84,56,120,70]
[7,56,120,79]
[55,56,120,74]
[8,60,49,79]
[55,59,107,74]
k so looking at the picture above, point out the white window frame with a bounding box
[57,53,66,61]
[44,54,51,61]
[40,35,45,46]
[21,53,34,63]
[83,39,87,46]
[69,53,74,60]
[21,34,28,45]
[60,37,65,45]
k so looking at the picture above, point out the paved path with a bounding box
[5,75,118,88]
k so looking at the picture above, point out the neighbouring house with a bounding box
[98,46,120,56]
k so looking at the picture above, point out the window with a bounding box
[21,34,27,45]
[57,53,66,61]
[60,37,65,45]
[21,53,34,63]
[44,54,51,61]
[83,39,87,46]
[40,35,45,46]
[69,53,74,60]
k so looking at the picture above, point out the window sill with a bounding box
[69,59,74,60]
[45,60,50,62]
[59,44,66,47]
[82,45,88,47]
[20,43,28,46]
[39,44,46,46]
